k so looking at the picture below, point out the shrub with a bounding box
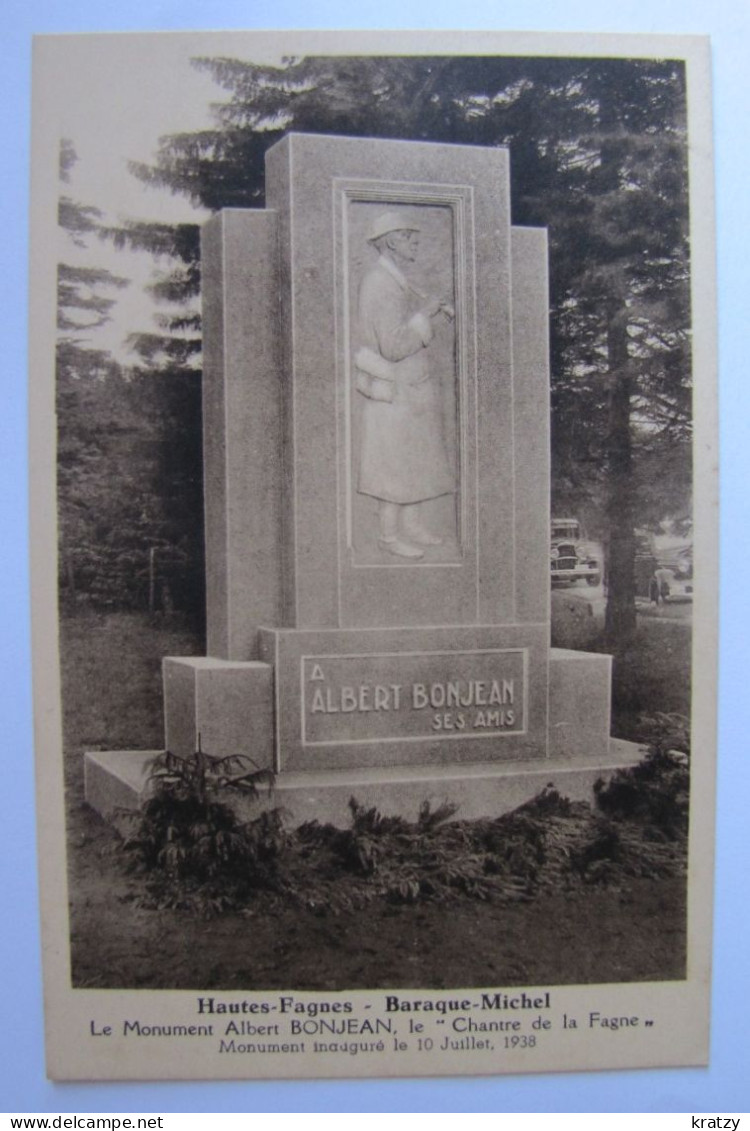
[594,713,690,840]
[115,742,688,917]
[117,742,282,915]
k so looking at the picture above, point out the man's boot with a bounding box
[378,501,424,559]
[401,504,443,546]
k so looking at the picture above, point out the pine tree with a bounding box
[57,139,129,362]
[102,219,202,370]
[56,142,204,615]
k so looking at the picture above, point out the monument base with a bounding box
[84,738,643,828]
[160,643,613,769]
[86,640,617,827]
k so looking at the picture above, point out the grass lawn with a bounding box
[61,607,689,991]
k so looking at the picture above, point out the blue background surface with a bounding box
[2,0,747,1114]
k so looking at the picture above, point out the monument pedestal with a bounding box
[85,736,639,828]
[86,644,617,825]
[85,133,621,828]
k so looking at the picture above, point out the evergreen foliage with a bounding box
[117,762,688,918]
[594,713,690,839]
[56,142,204,613]
[117,744,280,916]
[57,364,204,612]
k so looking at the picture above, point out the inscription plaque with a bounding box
[301,649,527,746]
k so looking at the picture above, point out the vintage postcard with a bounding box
[29,29,717,1081]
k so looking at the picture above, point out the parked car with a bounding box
[647,567,693,604]
[550,518,602,586]
[635,532,693,604]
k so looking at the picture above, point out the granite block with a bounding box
[84,749,158,820]
[549,647,612,759]
[265,133,517,629]
[163,656,274,768]
[512,227,551,625]
[257,738,643,825]
[202,210,284,659]
[85,741,642,827]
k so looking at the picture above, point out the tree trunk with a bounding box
[604,304,637,642]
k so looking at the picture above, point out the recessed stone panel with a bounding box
[259,624,548,772]
[301,649,526,746]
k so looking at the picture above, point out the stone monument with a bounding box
[86,133,635,824]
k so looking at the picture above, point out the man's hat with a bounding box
[367,210,421,242]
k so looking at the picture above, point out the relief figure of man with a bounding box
[354,210,455,560]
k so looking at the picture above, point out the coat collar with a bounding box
[377,253,409,291]
[377,253,426,300]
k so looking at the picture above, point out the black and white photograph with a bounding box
[28,28,717,1082]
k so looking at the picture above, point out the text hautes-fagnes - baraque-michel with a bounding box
[194,992,553,1018]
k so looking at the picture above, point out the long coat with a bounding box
[355,257,454,505]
